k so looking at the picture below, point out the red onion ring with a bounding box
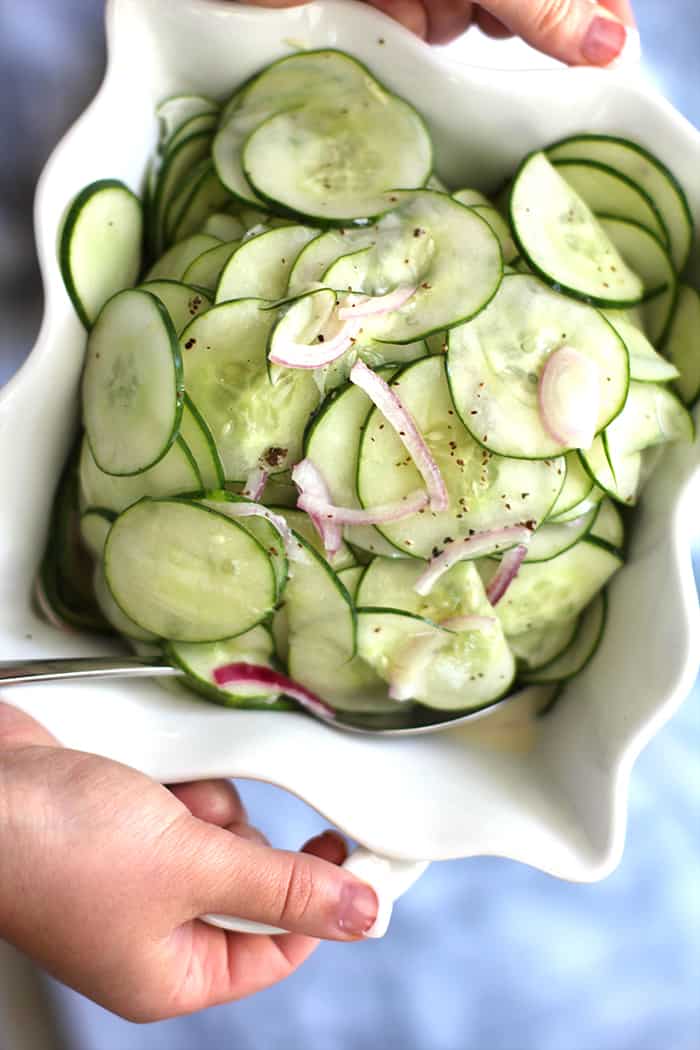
[212,662,335,718]
[538,346,600,450]
[415,525,533,596]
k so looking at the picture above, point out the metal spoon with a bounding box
[0,657,522,736]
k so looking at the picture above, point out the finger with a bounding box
[476,0,630,66]
[179,819,378,940]
[226,821,270,847]
[169,780,246,828]
[599,0,636,25]
[301,830,349,867]
[0,701,59,751]
[475,8,512,38]
[424,0,474,45]
[365,0,429,40]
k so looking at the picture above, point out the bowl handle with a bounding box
[202,848,429,939]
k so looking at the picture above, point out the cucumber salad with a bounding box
[43,49,697,721]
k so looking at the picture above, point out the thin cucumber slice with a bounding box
[447,273,630,458]
[508,616,579,672]
[201,213,245,241]
[167,626,293,709]
[518,504,598,563]
[337,565,365,600]
[93,562,158,642]
[471,205,518,264]
[510,152,644,306]
[182,240,241,292]
[665,285,700,407]
[156,94,218,148]
[181,298,320,480]
[598,216,676,343]
[287,227,377,296]
[322,191,503,343]
[180,394,224,490]
[79,508,114,561]
[167,166,231,244]
[602,312,679,384]
[78,435,200,515]
[165,112,219,158]
[139,280,211,335]
[547,453,593,519]
[151,132,214,253]
[145,234,221,282]
[580,382,694,505]
[203,493,289,600]
[548,487,604,524]
[82,289,184,476]
[216,225,317,302]
[589,498,624,550]
[104,498,276,642]
[242,95,432,223]
[480,539,621,635]
[276,507,357,572]
[357,607,515,711]
[357,357,565,558]
[547,134,692,272]
[60,180,143,328]
[522,593,606,684]
[553,159,668,247]
[452,188,491,208]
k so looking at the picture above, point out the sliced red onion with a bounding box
[268,317,362,370]
[212,662,335,719]
[538,346,600,450]
[202,500,305,563]
[297,488,428,526]
[337,286,417,321]
[440,615,497,633]
[414,525,533,596]
[241,466,269,502]
[388,632,444,703]
[486,544,529,606]
[291,459,343,557]
[349,359,448,513]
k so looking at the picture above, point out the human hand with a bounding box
[0,701,378,1021]
[246,0,636,64]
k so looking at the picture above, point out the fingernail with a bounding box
[337,881,379,937]
[582,15,627,66]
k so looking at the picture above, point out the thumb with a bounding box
[181,818,379,941]
[479,0,636,66]
[0,701,59,750]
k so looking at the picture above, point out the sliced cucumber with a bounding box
[481,539,621,635]
[242,95,431,223]
[79,508,114,560]
[60,180,143,329]
[548,487,604,524]
[522,593,606,683]
[452,188,491,208]
[78,434,200,515]
[216,225,317,302]
[580,382,694,505]
[508,616,579,672]
[165,113,219,158]
[519,504,598,563]
[276,507,357,572]
[553,160,668,247]
[603,312,679,384]
[471,205,518,264]
[357,607,515,711]
[447,273,629,458]
[105,498,276,642]
[182,240,241,291]
[589,498,624,550]
[145,233,221,282]
[139,280,211,335]
[547,134,692,272]
[151,132,214,253]
[156,94,218,147]
[598,216,676,343]
[167,625,293,709]
[547,453,594,519]
[287,227,377,296]
[167,164,231,244]
[510,152,644,306]
[337,565,365,600]
[665,285,700,407]
[82,289,184,476]
[93,561,158,642]
[181,298,320,480]
[357,357,565,558]
[180,394,224,490]
[201,212,245,241]
[203,493,289,600]
[321,190,503,343]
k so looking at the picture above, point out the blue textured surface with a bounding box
[1,3,699,1047]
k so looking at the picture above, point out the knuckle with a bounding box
[533,0,575,39]
[276,854,317,927]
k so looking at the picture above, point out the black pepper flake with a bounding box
[421,282,432,290]
[264,447,288,467]
[317,333,325,343]
[456,458,464,466]
[185,338,197,350]
[432,546,441,558]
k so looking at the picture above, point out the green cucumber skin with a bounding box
[60,179,143,330]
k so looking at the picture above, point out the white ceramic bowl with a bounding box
[2,0,699,933]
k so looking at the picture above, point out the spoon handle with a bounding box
[0,658,182,686]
